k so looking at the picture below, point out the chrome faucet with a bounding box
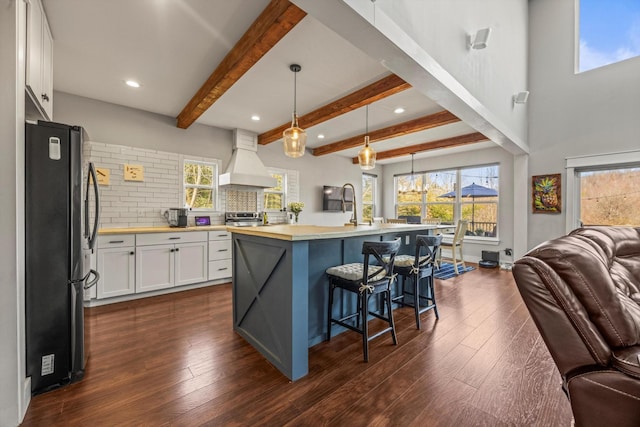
[341,183,358,226]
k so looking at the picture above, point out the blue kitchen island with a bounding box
[227,223,442,381]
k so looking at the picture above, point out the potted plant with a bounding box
[288,202,304,223]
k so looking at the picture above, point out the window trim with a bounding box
[181,158,219,212]
[394,164,500,240]
[263,167,288,212]
[565,149,640,232]
[362,173,377,221]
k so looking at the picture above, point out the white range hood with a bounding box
[219,129,277,188]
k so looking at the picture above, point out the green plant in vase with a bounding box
[288,202,304,223]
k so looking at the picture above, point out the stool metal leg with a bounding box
[327,282,334,341]
[361,291,369,362]
[413,272,421,329]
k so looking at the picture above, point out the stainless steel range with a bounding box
[225,211,263,227]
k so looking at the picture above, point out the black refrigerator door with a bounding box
[25,121,84,394]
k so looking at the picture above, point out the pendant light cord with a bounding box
[293,70,297,115]
[366,105,369,135]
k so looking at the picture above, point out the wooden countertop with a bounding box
[226,223,449,241]
[98,225,228,235]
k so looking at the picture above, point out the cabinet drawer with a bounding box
[208,259,232,280]
[98,234,135,248]
[209,231,231,241]
[209,240,232,260]
[136,231,207,246]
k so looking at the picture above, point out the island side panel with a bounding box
[232,233,309,381]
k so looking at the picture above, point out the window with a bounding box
[566,150,640,231]
[183,159,217,210]
[362,173,377,222]
[395,164,499,237]
[264,169,287,211]
[578,0,640,72]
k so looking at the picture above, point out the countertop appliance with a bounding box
[164,208,188,227]
[25,120,100,395]
[225,211,263,227]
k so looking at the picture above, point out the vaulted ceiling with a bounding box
[43,0,492,164]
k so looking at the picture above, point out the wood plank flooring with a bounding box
[21,267,573,426]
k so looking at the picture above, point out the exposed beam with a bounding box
[313,110,460,156]
[176,0,306,129]
[258,74,411,145]
[350,132,488,163]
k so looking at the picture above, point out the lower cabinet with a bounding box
[135,232,208,293]
[95,230,226,302]
[96,234,136,299]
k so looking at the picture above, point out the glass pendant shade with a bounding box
[283,113,306,158]
[358,136,376,170]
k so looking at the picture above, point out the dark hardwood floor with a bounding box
[21,267,573,426]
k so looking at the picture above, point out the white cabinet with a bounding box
[96,235,136,299]
[26,0,53,120]
[208,231,232,281]
[136,232,208,293]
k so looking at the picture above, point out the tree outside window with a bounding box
[183,160,217,210]
[362,173,376,221]
[264,169,287,211]
[395,164,499,237]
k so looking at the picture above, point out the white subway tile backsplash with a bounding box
[89,141,221,229]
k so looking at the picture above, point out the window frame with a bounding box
[362,173,377,222]
[566,149,640,232]
[182,158,219,212]
[394,163,500,240]
[263,168,288,212]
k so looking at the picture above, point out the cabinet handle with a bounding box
[169,237,181,240]
[217,249,228,252]
[175,248,180,252]
[217,234,228,237]
[217,267,228,271]
[109,240,125,244]
[41,93,50,102]
[129,251,134,255]
[170,249,174,252]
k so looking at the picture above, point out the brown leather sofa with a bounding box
[513,226,640,427]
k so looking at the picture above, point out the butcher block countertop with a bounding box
[226,223,445,241]
[98,225,228,235]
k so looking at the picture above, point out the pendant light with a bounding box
[358,105,376,170]
[283,64,306,158]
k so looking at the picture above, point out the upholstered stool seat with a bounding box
[326,238,401,362]
[392,235,442,329]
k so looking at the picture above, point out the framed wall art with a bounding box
[532,173,561,213]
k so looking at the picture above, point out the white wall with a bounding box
[1,1,28,425]
[54,92,373,227]
[528,0,640,247]
[381,146,515,263]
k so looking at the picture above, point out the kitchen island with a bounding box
[227,223,445,381]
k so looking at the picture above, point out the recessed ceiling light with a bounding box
[317,134,325,139]
[394,107,405,114]
[125,80,140,88]
[251,115,260,121]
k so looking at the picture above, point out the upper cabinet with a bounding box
[26,0,53,120]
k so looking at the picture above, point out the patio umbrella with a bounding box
[439,183,498,232]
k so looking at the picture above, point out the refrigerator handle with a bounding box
[83,269,100,290]
[87,162,100,251]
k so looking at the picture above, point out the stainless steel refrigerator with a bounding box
[25,120,100,394]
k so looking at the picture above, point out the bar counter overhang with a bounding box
[229,223,445,381]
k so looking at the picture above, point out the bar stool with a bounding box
[391,235,441,329]
[326,238,401,362]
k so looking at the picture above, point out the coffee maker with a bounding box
[164,208,188,227]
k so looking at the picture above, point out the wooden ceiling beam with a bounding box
[350,132,488,163]
[313,110,460,156]
[258,74,411,145]
[176,0,306,129]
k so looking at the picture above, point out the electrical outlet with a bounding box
[405,235,410,245]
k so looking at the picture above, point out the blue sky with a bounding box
[579,0,640,71]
